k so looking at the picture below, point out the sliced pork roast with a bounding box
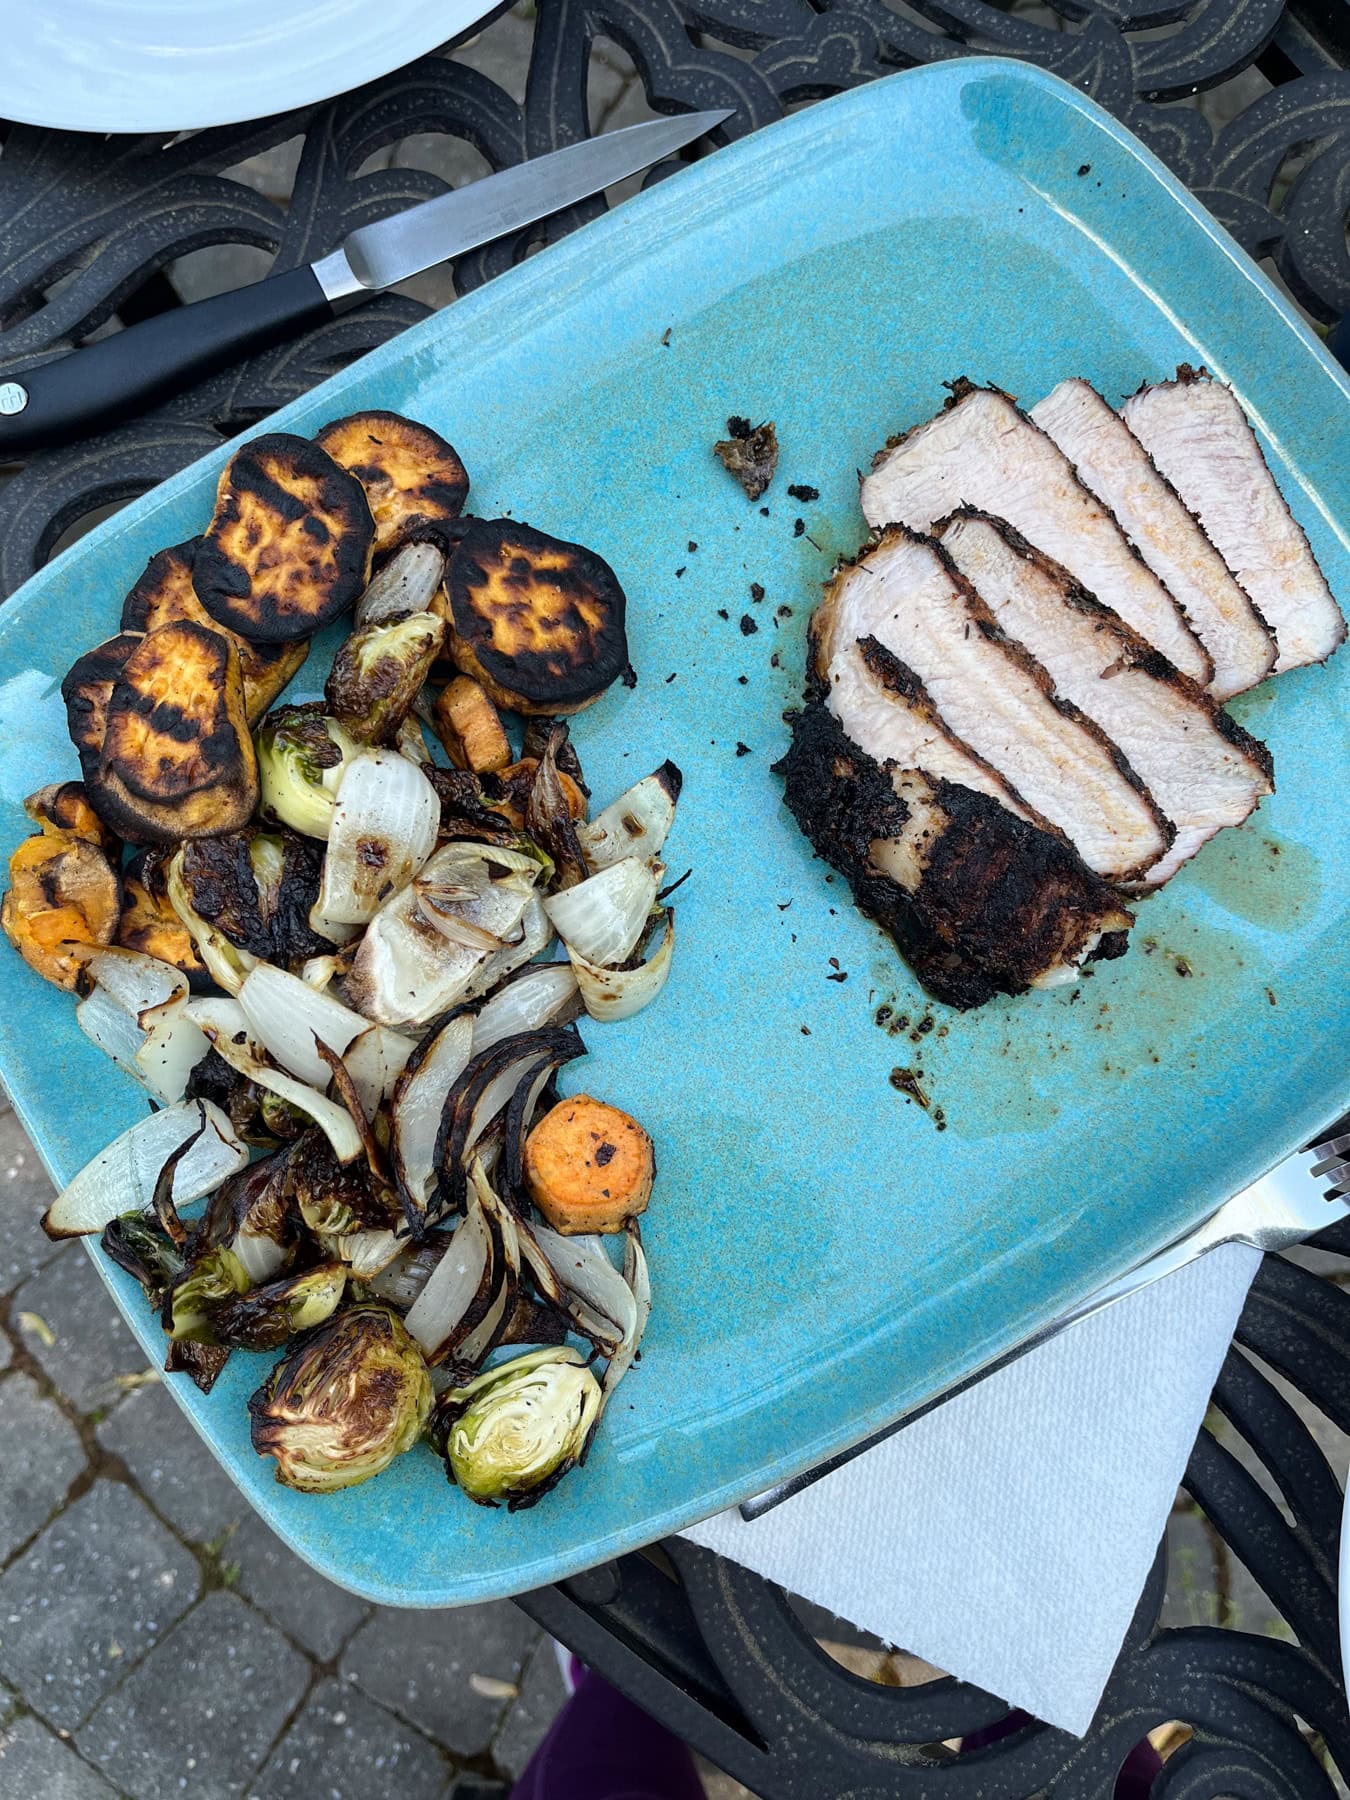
[860,381,1211,685]
[775,703,1132,1009]
[1122,366,1346,672]
[813,526,1173,884]
[938,512,1274,888]
[1029,378,1276,700]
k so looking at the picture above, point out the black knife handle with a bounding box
[0,266,334,457]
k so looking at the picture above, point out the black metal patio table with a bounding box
[3,4,1350,1793]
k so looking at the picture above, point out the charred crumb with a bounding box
[750,582,765,604]
[717,608,730,621]
[1266,987,1277,1006]
[735,742,751,757]
[714,418,779,500]
[688,540,698,553]
[889,1066,930,1108]
[770,651,781,668]
[777,899,792,911]
[933,1107,947,1131]
[793,518,805,538]
[621,664,638,689]
[675,566,686,579]
[776,605,792,620]
[759,506,770,518]
[737,674,748,685]
[660,327,672,346]
[828,971,848,982]
[1077,163,1091,176]
[829,957,840,969]
[1173,956,1193,977]
[665,672,677,684]
[740,614,759,636]
[875,1004,893,1027]
[800,1025,811,1035]
[788,484,820,502]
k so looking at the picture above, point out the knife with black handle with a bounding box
[0,110,731,458]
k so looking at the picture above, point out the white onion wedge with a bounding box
[76,946,184,1026]
[405,1189,492,1357]
[43,1100,247,1239]
[390,1014,474,1217]
[462,897,553,1003]
[569,909,674,1023]
[76,986,147,1075]
[601,1226,651,1408]
[330,1227,406,1281]
[458,1167,520,1364]
[577,763,681,871]
[240,963,369,1088]
[185,1000,363,1164]
[72,948,208,1103]
[311,749,439,932]
[354,541,445,626]
[544,857,661,967]
[135,1008,211,1103]
[344,1025,418,1121]
[471,962,579,1054]
[529,1225,637,1349]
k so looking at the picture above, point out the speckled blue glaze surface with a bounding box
[1,61,1348,1607]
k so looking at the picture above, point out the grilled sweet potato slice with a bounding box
[315,411,469,557]
[2,830,121,990]
[61,634,141,781]
[122,538,308,722]
[447,520,630,715]
[432,676,511,774]
[194,433,374,643]
[116,850,210,987]
[24,781,117,855]
[93,621,259,843]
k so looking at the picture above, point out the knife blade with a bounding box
[0,110,732,457]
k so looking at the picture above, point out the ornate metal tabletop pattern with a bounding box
[3,3,1349,1793]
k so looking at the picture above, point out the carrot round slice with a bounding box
[524,1095,654,1236]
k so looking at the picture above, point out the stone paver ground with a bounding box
[0,10,1328,1798]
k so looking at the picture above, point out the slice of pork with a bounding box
[938,511,1274,889]
[774,702,1133,1010]
[1029,378,1275,700]
[1121,365,1346,673]
[810,594,1041,828]
[861,381,1211,685]
[814,527,1173,883]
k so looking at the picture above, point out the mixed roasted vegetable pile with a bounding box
[3,409,682,1510]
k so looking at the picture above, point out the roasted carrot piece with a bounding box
[524,1095,654,1235]
[433,676,512,775]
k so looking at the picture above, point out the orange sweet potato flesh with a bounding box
[432,676,511,774]
[524,1095,654,1235]
[2,831,121,990]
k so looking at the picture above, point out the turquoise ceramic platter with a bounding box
[1,60,1348,1606]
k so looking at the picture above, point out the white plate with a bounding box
[5,0,497,133]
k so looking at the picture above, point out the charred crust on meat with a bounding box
[774,703,1132,1010]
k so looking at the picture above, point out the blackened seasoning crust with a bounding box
[774,704,1132,1009]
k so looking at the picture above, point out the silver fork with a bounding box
[740,1133,1350,1521]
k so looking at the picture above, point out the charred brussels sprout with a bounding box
[256,705,358,838]
[168,827,329,990]
[324,613,445,745]
[101,1210,186,1307]
[212,1263,347,1351]
[249,1304,432,1493]
[436,1346,601,1510]
[163,1246,251,1342]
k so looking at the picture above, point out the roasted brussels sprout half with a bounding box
[248,1303,433,1493]
[285,1132,400,1238]
[193,1145,300,1284]
[1,830,121,990]
[195,432,374,643]
[60,633,141,783]
[24,781,117,854]
[90,621,259,844]
[212,1262,347,1351]
[164,1337,232,1394]
[115,850,209,988]
[163,1245,251,1342]
[324,612,445,745]
[173,828,330,975]
[436,1346,601,1509]
[101,1209,187,1306]
[447,520,631,716]
[120,538,309,723]
[315,411,469,556]
[256,704,358,838]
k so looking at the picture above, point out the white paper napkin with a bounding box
[683,1243,1261,1736]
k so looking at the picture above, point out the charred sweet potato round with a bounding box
[2,831,121,990]
[315,411,469,557]
[92,620,259,844]
[194,433,374,643]
[446,520,630,716]
[61,634,142,781]
[116,851,209,987]
[122,539,308,722]
[24,781,117,855]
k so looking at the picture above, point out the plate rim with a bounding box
[1,0,499,133]
[4,56,1350,1604]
